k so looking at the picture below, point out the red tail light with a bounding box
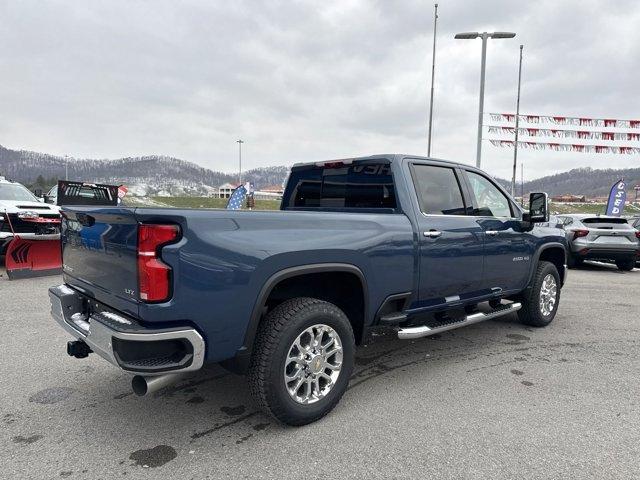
[573,229,589,240]
[138,224,180,302]
[635,231,640,239]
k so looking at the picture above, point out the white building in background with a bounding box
[211,182,284,201]
[254,185,284,201]
[217,182,237,198]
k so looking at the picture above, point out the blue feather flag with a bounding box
[226,184,248,210]
[605,179,626,216]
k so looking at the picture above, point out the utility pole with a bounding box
[511,45,523,197]
[65,155,69,180]
[426,3,438,157]
[236,139,244,185]
[521,162,524,206]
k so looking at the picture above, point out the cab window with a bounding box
[466,171,512,218]
[410,164,467,215]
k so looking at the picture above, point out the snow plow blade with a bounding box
[5,235,62,280]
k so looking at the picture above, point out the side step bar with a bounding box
[397,302,522,340]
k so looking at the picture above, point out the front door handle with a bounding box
[423,230,442,238]
[485,230,499,236]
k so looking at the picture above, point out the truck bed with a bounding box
[61,206,415,362]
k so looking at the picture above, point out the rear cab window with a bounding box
[409,164,467,215]
[282,161,397,212]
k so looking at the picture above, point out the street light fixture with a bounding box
[455,31,516,168]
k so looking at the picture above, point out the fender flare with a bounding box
[527,242,567,287]
[238,262,368,358]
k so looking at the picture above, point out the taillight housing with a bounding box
[635,231,640,239]
[572,229,589,240]
[138,224,180,302]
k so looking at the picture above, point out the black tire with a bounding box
[516,261,561,327]
[615,258,635,271]
[566,254,582,268]
[248,297,355,426]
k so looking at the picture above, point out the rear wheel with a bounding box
[248,297,355,426]
[517,261,561,327]
[615,258,636,271]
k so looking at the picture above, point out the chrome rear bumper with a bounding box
[48,284,205,375]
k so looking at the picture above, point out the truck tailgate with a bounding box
[61,207,139,316]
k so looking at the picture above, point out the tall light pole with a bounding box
[455,31,516,168]
[236,139,244,185]
[64,155,69,180]
[511,44,524,196]
[426,3,438,157]
[521,161,524,206]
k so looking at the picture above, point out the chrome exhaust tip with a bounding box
[131,373,185,396]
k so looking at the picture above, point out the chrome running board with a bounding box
[397,302,522,340]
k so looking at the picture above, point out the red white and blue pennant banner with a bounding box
[489,113,640,129]
[489,140,640,155]
[487,126,640,141]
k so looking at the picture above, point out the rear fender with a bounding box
[225,263,368,373]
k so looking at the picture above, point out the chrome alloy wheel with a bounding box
[539,273,558,316]
[283,324,343,405]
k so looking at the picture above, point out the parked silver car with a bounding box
[630,216,640,267]
[557,214,640,271]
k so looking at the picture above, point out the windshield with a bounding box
[0,183,39,202]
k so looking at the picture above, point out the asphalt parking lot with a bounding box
[2,262,639,479]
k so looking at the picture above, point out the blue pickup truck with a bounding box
[49,155,567,425]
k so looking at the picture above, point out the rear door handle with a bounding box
[423,230,442,238]
[485,230,499,236]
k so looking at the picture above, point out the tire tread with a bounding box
[248,297,353,425]
[517,260,560,327]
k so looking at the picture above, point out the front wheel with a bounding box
[517,261,561,327]
[248,297,355,426]
[567,255,583,268]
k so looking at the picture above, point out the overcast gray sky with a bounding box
[1,0,638,180]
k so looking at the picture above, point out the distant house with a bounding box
[551,194,586,203]
[217,182,238,198]
[254,184,284,201]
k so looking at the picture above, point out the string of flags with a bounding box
[488,113,640,155]
[489,113,640,129]
[489,140,640,155]
[487,126,640,142]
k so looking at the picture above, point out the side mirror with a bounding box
[524,192,549,223]
[43,194,54,204]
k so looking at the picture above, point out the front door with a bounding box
[410,162,486,307]
[462,170,533,292]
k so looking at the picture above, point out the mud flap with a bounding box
[5,236,62,280]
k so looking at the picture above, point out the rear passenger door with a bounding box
[409,162,486,305]
[461,170,533,292]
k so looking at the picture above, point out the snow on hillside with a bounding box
[0,145,289,196]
